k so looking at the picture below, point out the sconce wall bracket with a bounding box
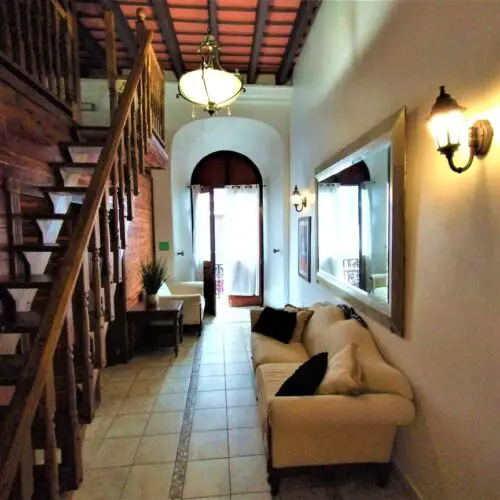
[439,119,494,174]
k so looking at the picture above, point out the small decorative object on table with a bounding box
[140,259,167,308]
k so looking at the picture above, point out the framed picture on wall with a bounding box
[298,216,311,282]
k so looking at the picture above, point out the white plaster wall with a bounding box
[164,116,288,306]
[289,1,500,499]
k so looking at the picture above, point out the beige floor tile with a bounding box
[164,365,193,379]
[229,428,265,457]
[227,406,260,429]
[197,376,226,391]
[226,389,256,407]
[128,379,163,396]
[201,352,225,364]
[73,466,130,500]
[82,439,102,469]
[85,416,114,440]
[106,414,149,438]
[154,393,188,412]
[137,367,167,381]
[134,434,180,464]
[192,408,228,431]
[183,459,230,498]
[172,356,194,366]
[229,456,270,494]
[95,398,124,417]
[224,352,249,363]
[225,363,251,375]
[225,375,254,390]
[160,377,191,394]
[145,411,184,435]
[121,463,175,499]
[188,497,229,500]
[100,381,134,399]
[195,390,226,409]
[188,430,229,460]
[91,437,140,468]
[118,395,156,415]
[199,364,225,377]
[201,343,224,354]
[223,343,247,353]
[107,368,140,384]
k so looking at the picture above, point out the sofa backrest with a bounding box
[302,303,346,355]
[306,318,413,400]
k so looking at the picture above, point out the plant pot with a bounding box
[145,294,159,308]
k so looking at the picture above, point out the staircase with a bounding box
[0,12,164,499]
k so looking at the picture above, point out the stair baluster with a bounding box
[117,137,128,250]
[124,114,135,220]
[99,197,114,322]
[130,97,140,195]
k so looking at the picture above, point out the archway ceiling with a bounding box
[76,0,322,84]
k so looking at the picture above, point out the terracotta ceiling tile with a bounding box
[259,55,282,64]
[168,0,207,6]
[82,17,105,29]
[174,21,209,33]
[221,46,252,54]
[217,10,256,23]
[265,24,293,36]
[76,3,101,17]
[262,35,288,45]
[272,0,301,8]
[260,46,285,55]
[219,34,253,45]
[184,53,204,62]
[170,7,208,21]
[217,0,258,8]
[178,33,206,44]
[267,11,296,23]
[219,24,254,35]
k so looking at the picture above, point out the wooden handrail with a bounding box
[0,29,154,498]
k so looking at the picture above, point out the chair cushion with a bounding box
[276,352,328,397]
[317,343,363,395]
[251,333,309,370]
[252,307,297,344]
[302,304,346,356]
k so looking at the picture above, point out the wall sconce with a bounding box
[291,185,307,212]
[427,86,494,174]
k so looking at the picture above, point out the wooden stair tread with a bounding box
[0,355,27,384]
[1,311,41,333]
[13,243,66,252]
[0,274,55,289]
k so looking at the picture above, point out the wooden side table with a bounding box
[127,299,184,357]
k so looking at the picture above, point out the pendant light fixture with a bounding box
[177,31,245,117]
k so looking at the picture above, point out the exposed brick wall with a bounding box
[0,79,72,275]
[124,173,155,309]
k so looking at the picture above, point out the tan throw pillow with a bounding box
[284,306,314,343]
[317,343,363,395]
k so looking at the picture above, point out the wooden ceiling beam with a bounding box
[275,0,322,85]
[101,0,137,58]
[247,0,269,84]
[151,0,185,79]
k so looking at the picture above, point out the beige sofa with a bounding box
[250,303,415,494]
[158,281,205,333]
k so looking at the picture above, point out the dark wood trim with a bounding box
[275,0,322,85]
[77,18,105,66]
[101,0,137,59]
[151,0,185,79]
[247,0,269,84]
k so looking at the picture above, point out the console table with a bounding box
[127,300,184,357]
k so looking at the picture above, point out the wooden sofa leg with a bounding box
[374,462,392,487]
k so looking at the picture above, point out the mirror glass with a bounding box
[317,145,390,303]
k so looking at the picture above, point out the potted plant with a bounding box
[140,259,167,308]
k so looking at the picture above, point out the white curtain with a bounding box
[224,185,260,296]
[191,185,210,280]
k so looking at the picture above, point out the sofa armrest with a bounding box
[168,281,204,295]
[268,393,415,429]
[250,307,264,330]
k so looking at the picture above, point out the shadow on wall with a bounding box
[167,117,288,304]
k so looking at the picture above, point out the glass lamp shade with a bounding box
[178,67,244,113]
[427,86,466,151]
[291,186,303,207]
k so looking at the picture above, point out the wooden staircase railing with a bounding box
[0,0,81,120]
[0,16,160,498]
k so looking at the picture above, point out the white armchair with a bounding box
[158,281,205,332]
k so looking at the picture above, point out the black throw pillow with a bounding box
[275,352,329,397]
[252,306,297,344]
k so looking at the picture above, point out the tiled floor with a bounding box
[76,314,416,500]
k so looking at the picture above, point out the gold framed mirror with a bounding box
[315,108,406,335]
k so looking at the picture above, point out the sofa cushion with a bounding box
[318,320,413,400]
[302,303,346,356]
[284,306,314,343]
[317,343,363,395]
[251,333,309,370]
[252,307,297,344]
[276,352,328,397]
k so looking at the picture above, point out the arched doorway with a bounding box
[191,151,263,316]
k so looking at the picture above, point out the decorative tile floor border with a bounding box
[169,338,202,499]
